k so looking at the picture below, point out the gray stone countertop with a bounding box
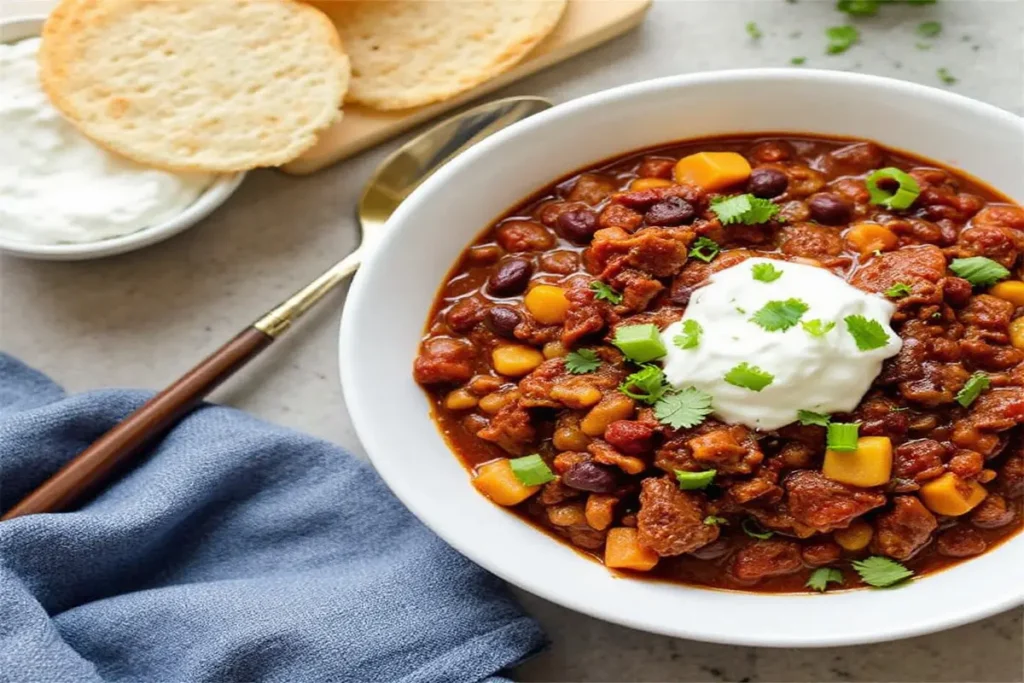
[2,1,1021,680]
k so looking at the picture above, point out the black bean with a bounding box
[485,306,522,339]
[487,258,533,297]
[556,209,599,243]
[807,192,852,226]
[747,168,789,198]
[561,462,620,493]
[644,197,696,226]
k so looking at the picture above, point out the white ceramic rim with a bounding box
[0,15,245,261]
[341,69,1024,647]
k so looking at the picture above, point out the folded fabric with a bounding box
[0,354,546,682]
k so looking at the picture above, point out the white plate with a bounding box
[0,16,244,261]
[340,70,1024,647]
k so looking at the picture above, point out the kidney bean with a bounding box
[746,168,789,198]
[644,197,696,226]
[561,461,620,493]
[485,306,522,339]
[557,209,599,243]
[807,192,852,225]
[487,258,533,297]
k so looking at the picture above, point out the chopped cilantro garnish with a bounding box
[797,410,831,427]
[689,236,721,263]
[937,67,957,85]
[673,319,703,350]
[956,372,990,408]
[654,387,714,429]
[837,0,879,16]
[509,454,555,486]
[917,20,942,37]
[885,282,913,299]
[752,262,783,283]
[590,280,623,305]
[827,422,859,452]
[704,515,728,526]
[724,363,774,392]
[741,518,774,540]
[802,319,836,338]
[949,257,1010,287]
[619,365,668,405]
[865,167,921,210]
[746,21,763,39]
[674,469,716,491]
[613,324,666,363]
[806,567,844,593]
[852,556,913,588]
[711,194,781,225]
[564,349,601,375]
[790,56,807,65]
[844,315,890,351]
[826,25,859,54]
[751,298,810,332]
[915,41,932,50]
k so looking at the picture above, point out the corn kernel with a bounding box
[1010,318,1024,350]
[581,394,636,436]
[444,388,478,410]
[524,285,571,325]
[553,426,591,451]
[990,281,1024,307]
[543,341,568,359]
[547,503,586,527]
[492,345,544,377]
[478,390,518,414]
[630,177,673,191]
[834,521,873,551]
[550,384,603,409]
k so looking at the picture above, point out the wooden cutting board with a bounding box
[281,0,652,175]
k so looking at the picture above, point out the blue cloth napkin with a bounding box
[0,354,546,682]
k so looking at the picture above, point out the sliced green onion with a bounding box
[827,423,860,452]
[674,469,716,490]
[509,454,555,486]
[865,167,921,210]
[741,518,774,540]
[613,324,666,363]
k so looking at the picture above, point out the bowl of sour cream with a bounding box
[0,17,244,260]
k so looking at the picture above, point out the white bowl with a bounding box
[0,16,244,261]
[340,70,1024,647]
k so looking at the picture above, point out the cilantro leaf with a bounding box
[673,319,703,350]
[654,387,714,429]
[826,25,859,54]
[790,56,807,65]
[917,20,942,38]
[802,319,836,338]
[564,349,601,375]
[752,262,783,283]
[885,282,913,299]
[703,515,728,526]
[724,363,775,392]
[949,257,1010,287]
[590,280,623,305]
[955,371,990,408]
[837,0,879,16]
[741,518,773,540]
[797,410,831,427]
[852,556,914,588]
[746,21,763,39]
[689,236,721,263]
[937,67,957,85]
[619,365,668,405]
[711,194,781,226]
[844,315,891,351]
[675,469,716,490]
[751,298,810,332]
[806,567,844,593]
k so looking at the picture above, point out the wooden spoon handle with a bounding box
[1,327,273,520]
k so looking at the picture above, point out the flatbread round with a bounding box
[40,0,350,172]
[321,0,566,111]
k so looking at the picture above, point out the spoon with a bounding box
[3,95,553,520]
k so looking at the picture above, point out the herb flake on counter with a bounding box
[689,236,721,263]
[751,298,810,332]
[564,349,601,375]
[852,556,914,588]
[885,282,913,299]
[675,468,717,491]
[654,387,714,429]
[673,319,703,350]
[802,319,836,338]
[724,363,775,392]
[917,20,942,37]
[798,410,831,427]
[937,67,957,85]
[746,21,763,39]
[949,256,1010,287]
[826,25,860,54]
[752,262,783,282]
[590,280,622,305]
[790,56,807,65]
[844,315,890,351]
[711,193,780,225]
[956,372,990,408]
[807,567,845,592]
[619,365,668,404]
[837,0,880,16]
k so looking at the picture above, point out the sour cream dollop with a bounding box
[661,258,902,431]
[0,39,212,245]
